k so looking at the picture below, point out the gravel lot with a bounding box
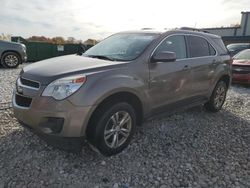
[0,64,249,188]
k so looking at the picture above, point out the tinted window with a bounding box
[155,35,187,59]
[187,36,210,57]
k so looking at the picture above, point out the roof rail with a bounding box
[141,28,155,30]
[179,27,210,33]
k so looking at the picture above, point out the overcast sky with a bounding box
[1,0,250,41]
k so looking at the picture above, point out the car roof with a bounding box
[118,29,221,39]
[118,30,163,35]
[167,29,221,38]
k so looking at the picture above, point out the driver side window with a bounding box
[155,35,187,59]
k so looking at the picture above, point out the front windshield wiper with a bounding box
[85,55,116,61]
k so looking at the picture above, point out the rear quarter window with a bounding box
[209,43,216,55]
[211,38,228,55]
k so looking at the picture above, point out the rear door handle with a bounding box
[183,65,190,70]
[212,60,217,66]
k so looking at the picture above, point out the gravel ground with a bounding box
[0,65,24,103]
[0,64,250,188]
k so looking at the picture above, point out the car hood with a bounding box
[0,40,24,48]
[233,59,250,66]
[21,55,128,85]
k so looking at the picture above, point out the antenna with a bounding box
[141,28,154,30]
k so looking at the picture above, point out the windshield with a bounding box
[227,44,249,51]
[84,33,159,61]
[234,49,250,60]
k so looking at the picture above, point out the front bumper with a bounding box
[232,73,250,84]
[19,120,84,152]
[20,50,27,63]
[12,91,94,137]
[22,55,27,63]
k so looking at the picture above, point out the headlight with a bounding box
[42,75,86,100]
[20,44,26,52]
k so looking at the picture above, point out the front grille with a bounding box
[20,77,40,89]
[15,94,32,107]
[232,65,250,74]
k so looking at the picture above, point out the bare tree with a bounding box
[0,33,12,41]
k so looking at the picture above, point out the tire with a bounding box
[205,81,228,112]
[87,102,136,156]
[1,52,21,68]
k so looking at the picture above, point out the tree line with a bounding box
[26,36,83,44]
[1,33,98,45]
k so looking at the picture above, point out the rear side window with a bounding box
[154,35,187,59]
[187,36,210,57]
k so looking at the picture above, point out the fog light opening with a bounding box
[39,117,64,134]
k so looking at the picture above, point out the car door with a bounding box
[186,35,216,97]
[148,35,193,112]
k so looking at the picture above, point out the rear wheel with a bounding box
[87,102,136,156]
[1,52,21,68]
[205,81,228,112]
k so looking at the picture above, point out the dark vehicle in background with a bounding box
[232,49,250,84]
[12,29,231,156]
[227,43,250,56]
[0,40,27,68]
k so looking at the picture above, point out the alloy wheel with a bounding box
[214,85,226,109]
[104,111,132,149]
[4,55,19,67]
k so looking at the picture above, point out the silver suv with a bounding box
[12,29,231,156]
[0,40,27,68]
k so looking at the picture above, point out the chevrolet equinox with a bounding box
[13,29,231,156]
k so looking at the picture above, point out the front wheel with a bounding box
[1,52,21,68]
[87,102,136,156]
[205,81,228,112]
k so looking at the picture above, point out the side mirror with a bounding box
[77,44,86,56]
[151,51,176,63]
